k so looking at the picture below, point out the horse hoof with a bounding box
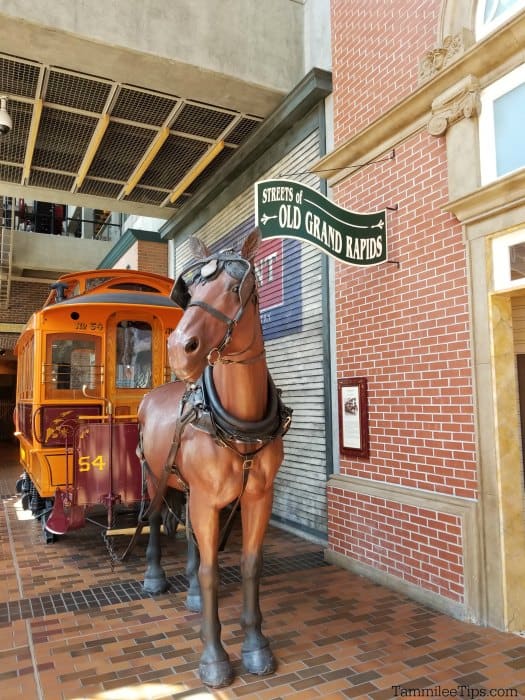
[199,659,234,688]
[185,593,202,613]
[143,575,168,595]
[242,645,276,676]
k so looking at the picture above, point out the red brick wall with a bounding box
[328,1,476,604]
[329,488,464,601]
[136,241,169,277]
[334,132,476,498]
[331,0,441,145]
[0,281,50,355]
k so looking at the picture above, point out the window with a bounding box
[479,63,525,184]
[45,335,101,397]
[116,321,152,389]
[492,229,525,290]
[475,0,524,39]
[17,335,34,400]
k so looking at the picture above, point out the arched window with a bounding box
[475,0,524,39]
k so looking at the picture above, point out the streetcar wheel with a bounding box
[21,492,31,510]
[15,477,24,494]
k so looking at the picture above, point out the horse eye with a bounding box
[231,284,239,293]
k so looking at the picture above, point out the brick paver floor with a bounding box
[1,443,525,699]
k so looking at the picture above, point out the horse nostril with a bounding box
[184,337,199,354]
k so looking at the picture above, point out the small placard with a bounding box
[338,377,369,458]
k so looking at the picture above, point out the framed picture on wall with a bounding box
[338,377,369,458]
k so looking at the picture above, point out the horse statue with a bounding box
[136,227,292,688]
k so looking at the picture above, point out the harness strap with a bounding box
[187,299,235,326]
[142,399,196,519]
[218,455,254,551]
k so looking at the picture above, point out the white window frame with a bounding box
[492,228,525,291]
[479,62,525,185]
[475,0,524,40]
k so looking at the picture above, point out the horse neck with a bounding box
[211,314,268,422]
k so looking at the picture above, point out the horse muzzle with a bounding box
[168,328,207,382]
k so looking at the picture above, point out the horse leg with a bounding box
[190,496,233,688]
[240,489,276,675]
[143,509,168,594]
[185,515,202,612]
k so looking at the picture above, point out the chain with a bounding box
[102,526,121,572]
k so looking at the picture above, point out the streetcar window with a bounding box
[45,336,101,396]
[109,283,161,293]
[17,336,35,400]
[116,321,152,389]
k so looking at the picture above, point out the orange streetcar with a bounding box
[14,269,183,543]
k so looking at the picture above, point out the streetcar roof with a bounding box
[53,291,181,307]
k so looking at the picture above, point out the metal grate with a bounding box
[33,108,98,172]
[0,164,22,182]
[45,69,112,113]
[171,102,237,139]
[88,122,157,180]
[184,145,236,194]
[0,54,40,98]
[226,116,262,145]
[164,196,189,210]
[0,100,33,164]
[138,133,209,189]
[128,186,170,206]
[79,178,124,198]
[0,50,267,214]
[28,170,76,190]
[111,87,179,126]
[0,551,327,622]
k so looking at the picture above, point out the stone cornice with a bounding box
[444,169,525,225]
[313,11,525,186]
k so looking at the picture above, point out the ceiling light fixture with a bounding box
[0,96,12,136]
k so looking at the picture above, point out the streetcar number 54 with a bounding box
[78,455,107,471]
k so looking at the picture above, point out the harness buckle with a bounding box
[207,347,222,365]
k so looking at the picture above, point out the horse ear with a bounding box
[241,227,262,261]
[189,236,210,260]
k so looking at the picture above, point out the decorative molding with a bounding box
[312,11,525,187]
[444,168,525,230]
[418,29,475,84]
[427,75,481,137]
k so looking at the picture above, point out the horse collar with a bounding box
[185,367,292,446]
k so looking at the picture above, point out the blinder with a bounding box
[170,250,255,311]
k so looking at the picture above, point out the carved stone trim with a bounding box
[427,75,481,137]
[419,29,474,84]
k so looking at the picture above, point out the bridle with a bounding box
[171,250,264,367]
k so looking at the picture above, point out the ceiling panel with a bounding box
[0,51,263,216]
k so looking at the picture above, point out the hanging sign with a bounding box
[255,178,387,266]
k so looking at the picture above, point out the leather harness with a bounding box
[122,248,292,559]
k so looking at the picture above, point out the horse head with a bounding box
[168,228,262,382]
